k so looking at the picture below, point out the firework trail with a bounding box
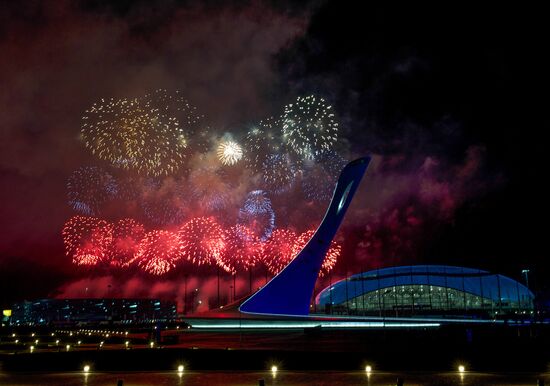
[62,216,114,266]
[135,230,182,275]
[282,95,339,160]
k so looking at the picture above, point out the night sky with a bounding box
[1,1,548,310]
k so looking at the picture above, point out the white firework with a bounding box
[282,95,339,160]
[217,140,243,166]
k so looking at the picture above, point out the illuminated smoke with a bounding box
[188,166,230,212]
[140,177,188,226]
[108,218,146,267]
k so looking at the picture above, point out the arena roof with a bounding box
[316,265,534,306]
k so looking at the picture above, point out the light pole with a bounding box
[183,275,188,315]
[522,269,530,288]
[217,266,220,308]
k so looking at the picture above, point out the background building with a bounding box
[315,265,534,318]
[10,298,177,326]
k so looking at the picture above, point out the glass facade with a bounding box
[316,265,535,318]
[342,284,532,314]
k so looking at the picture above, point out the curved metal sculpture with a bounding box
[239,156,371,316]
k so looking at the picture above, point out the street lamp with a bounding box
[522,269,530,288]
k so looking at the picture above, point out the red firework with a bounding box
[134,230,181,275]
[108,218,146,267]
[291,230,341,277]
[218,225,263,273]
[62,216,114,266]
[178,217,226,266]
[262,228,298,275]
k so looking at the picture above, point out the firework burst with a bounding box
[282,95,339,160]
[262,228,298,275]
[217,139,243,166]
[301,151,347,202]
[217,225,263,273]
[188,166,230,212]
[67,166,117,215]
[140,177,188,226]
[262,153,296,194]
[244,117,284,172]
[237,190,275,241]
[178,217,226,266]
[62,216,114,266]
[135,230,181,275]
[108,218,145,267]
[291,230,341,277]
[81,91,194,176]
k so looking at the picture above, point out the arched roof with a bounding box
[316,265,534,306]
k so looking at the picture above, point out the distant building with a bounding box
[10,298,177,326]
[315,265,534,318]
